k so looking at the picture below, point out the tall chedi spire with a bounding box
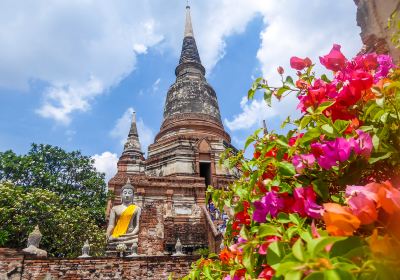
[160,4,224,137]
[146,5,232,177]
[117,111,145,174]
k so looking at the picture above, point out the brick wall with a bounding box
[0,248,198,280]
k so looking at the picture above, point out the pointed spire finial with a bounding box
[184,3,194,37]
[132,110,136,123]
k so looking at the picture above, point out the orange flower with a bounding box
[219,248,234,264]
[323,203,360,236]
[368,229,392,257]
[376,181,400,214]
[198,259,213,268]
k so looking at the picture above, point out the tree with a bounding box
[0,183,105,257]
[0,143,108,224]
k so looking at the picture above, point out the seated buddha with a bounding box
[106,179,142,247]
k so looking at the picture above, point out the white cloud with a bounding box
[226,0,362,132]
[225,97,277,131]
[0,1,362,126]
[152,78,161,93]
[110,107,154,154]
[36,77,103,124]
[225,94,299,131]
[92,151,118,182]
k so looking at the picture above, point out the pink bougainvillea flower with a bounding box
[258,265,275,279]
[292,154,315,173]
[292,186,323,219]
[352,130,373,158]
[349,70,374,98]
[288,133,304,146]
[253,191,284,222]
[258,236,280,255]
[290,56,312,70]
[354,53,379,71]
[346,184,378,202]
[311,138,352,170]
[375,54,395,82]
[297,79,336,112]
[319,44,347,72]
[347,193,378,225]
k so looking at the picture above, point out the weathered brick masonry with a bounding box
[0,248,198,280]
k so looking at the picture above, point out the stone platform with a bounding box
[0,248,198,280]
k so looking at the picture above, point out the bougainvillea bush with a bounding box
[184,45,400,279]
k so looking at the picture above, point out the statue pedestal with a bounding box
[106,235,138,256]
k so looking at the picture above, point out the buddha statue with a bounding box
[106,179,142,248]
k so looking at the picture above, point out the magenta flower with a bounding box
[375,54,395,82]
[353,130,373,158]
[292,154,316,173]
[311,137,352,170]
[290,56,312,70]
[319,44,347,72]
[345,184,378,202]
[292,187,323,219]
[253,191,284,222]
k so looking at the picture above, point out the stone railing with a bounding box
[0,248,198,280]
[201,205,223,253]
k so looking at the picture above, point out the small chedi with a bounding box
[22,225,47,257]
[106,179,142,255]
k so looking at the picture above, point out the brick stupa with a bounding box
[107,5,237,256]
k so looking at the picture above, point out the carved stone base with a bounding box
[106,236,138,256]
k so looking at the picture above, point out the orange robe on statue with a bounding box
[112,205,137,238]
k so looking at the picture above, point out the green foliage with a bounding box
[194,247,210,257]
[0,143,108,224]
[186,48,400,279]
[0,183,105,257]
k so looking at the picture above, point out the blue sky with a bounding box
[0,1,362,180]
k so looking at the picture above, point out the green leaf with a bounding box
[315,101,335,114]
[300,128,321,144]
[244,136,256,150]
[284,270,303,280]
[278,162,296,177]
[264,89,273,106]
[329,236,364,258]
[312,179,329,200]
[248,89,256,100]
[321,74,331,83]
[299,115,312,130]
[323,270,341,280]
[307,237,345,258]
[372,134,380,150]
[242,244,255,274]
[203,266,213,280]
[376,97,385,107]
[277,213,291,223]
[333,120,350,134]
[276,86,290,98]
[292,239,305,261]
[289,213,301,225]
[267,241,284,265]
[285,76,295,87]
[258,224,280,238]
[304,272,324,280]
[368,152,392,164]
[321,124,335,137]
[281,116,291,129]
